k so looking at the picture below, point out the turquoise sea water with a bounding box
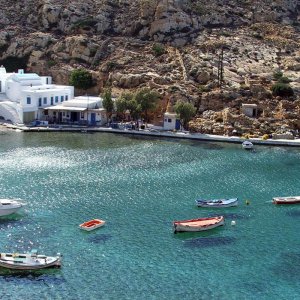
[0,131,300,299]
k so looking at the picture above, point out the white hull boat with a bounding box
[173,216,224,233]
[0,250,61,270]
[79,219,106,231]
[242,141,254,150]
[0,199,25,216]
[196,198,238,208]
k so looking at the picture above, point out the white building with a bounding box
[45,96,107,126]
[241,104,258,118]
[163,102,180,130]
[0,66,74,123]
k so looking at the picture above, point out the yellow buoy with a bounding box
[245,200,250,205]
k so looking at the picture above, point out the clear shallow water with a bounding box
[0,131,300,299]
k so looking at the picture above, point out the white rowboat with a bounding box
[173,216,224,233]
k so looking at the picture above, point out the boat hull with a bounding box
[80,223,105,231]
[0,207,22,216]
[79,219,105,231]
[196,198,238,208]
[273,196,300,205]
[0,199,24,216]
[0,259,61,270]
[173,216,224,233]
[242,141,253,150]
[0,253,61,270]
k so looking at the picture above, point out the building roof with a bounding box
[242,104,258,108]
[45,106,87,112]
[10,73,41,82]
[23,87,71,93]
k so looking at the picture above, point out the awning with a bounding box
[44,106,87,112]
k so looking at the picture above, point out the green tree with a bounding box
[134,88,159,122]
[69,68,93,90]
[116,93,133,120]
[174,101,196,130]
[102,88,114,121]
[127,99,141,121]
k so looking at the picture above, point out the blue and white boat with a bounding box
[196,198,238,208]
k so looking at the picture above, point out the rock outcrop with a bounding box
[0,0,299,135]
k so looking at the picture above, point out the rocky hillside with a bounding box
[0,0,299,135]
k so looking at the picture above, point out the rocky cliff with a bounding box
[0,0,299,135]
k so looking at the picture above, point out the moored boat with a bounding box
[273,196,300,205]
[0,250,61,270]
[196,198,238,208]
[0,199,26,216]
[242,141,254,150]
[173,216,224,233]
[79,219,105,231]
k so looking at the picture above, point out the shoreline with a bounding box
[2,123,300,147]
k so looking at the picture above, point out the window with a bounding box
[168,119,172,123]
[55,96,59,103]
[61,96,64,102]
[26,97,31,104]
[38,97,42,107]
[65,95,69,101]
[53,111,56,116]
[43,97,47,104]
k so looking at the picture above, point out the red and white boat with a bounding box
[79,219,106,231]
[273,196,300,205]
[173,216,224,233]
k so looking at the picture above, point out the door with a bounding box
[71,111,78,122]
[175,119,181,130]
[51,97,54,105]
[91,113,96,126]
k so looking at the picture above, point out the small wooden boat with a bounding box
[173,216,224,233]
[0,199,26,216]
[273,196,300,205]
[0,250,61,270]
[196,198,238,208]
[242,141,253,150]
[79,219,105,231]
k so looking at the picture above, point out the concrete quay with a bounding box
[2,123,300,147]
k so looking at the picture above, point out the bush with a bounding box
[271,83,294,97]
[262,134,269,140]
[278,76,291,84]
[72,18,97,30]
[152,43,165,57]
[47,60,56,67]
[273,70,283,80]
